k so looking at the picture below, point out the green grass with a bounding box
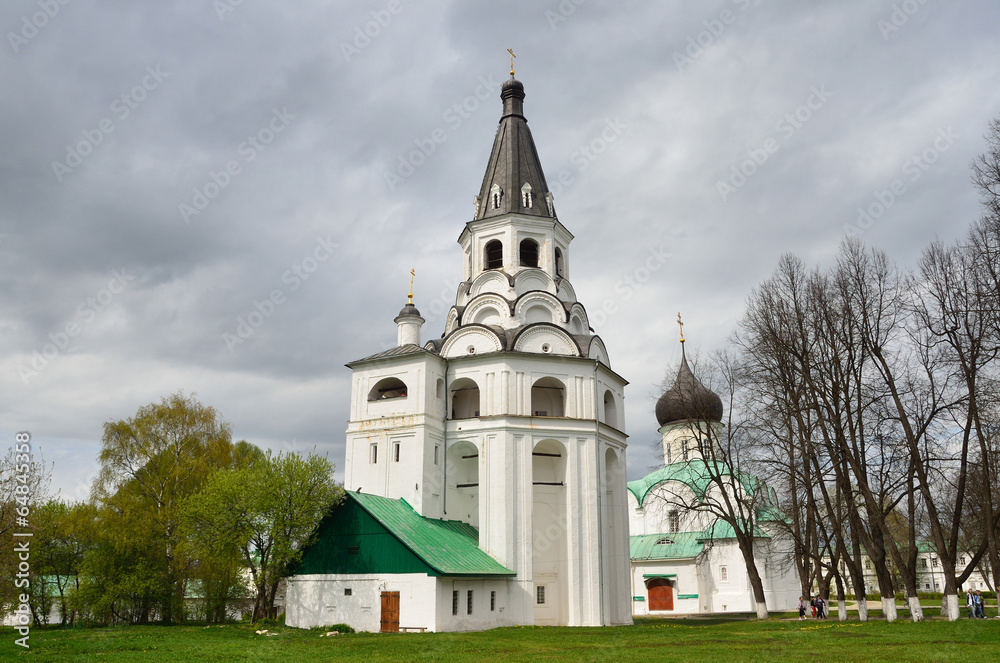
[3,616,999,662]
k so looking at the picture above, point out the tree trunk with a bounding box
[941,593,960,621]
[880,596,897,622]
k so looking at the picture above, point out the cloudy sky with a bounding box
[3,0,999,500]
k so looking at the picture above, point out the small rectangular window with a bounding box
[347,545,360,555]
[452,590,458,616]
[393,442,400,463]
[668,511,679,534]
[434,446,439,465]
[344,588,352,596]
[536,585,545,605]
[720,566,729,582]
[490,590,496,611]
[370,443,378,464]
[467,590,473,615]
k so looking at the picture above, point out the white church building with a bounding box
[285,72,633,632]
[627,340,799,616]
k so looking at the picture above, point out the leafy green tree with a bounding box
[183,450,342,621]
[90,392,244,624]
[28,500,93,625]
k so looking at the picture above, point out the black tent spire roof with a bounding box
[474,74,553,220]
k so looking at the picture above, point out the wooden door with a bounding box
[648,580,674,611]
[380,591,400,632]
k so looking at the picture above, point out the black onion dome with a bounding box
[655,353,723,426]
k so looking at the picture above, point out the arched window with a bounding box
[519,239,539,268]
[554,248,564,277]
[367,377,407,401]
[531,377,565,417]
[521,183,533,208]
[450,378,481,419]
[484,240,503,270]
[603,390,617,428]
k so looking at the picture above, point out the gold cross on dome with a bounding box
[677,312,685,343]
[407,269,415,305]
[507,48,516,76]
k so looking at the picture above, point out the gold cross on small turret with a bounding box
[407,269,415,305]
[507,48,516,76]
[677,312,685,343]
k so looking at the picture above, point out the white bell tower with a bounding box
[342,69,632,627]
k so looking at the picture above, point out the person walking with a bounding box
[975,591,986,619]
[810,596,817,619]
[967,589,976,618]
[798,596,807,620]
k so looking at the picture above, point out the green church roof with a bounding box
[630,520,771,562]
[352,492,514,576]
[627,460,760,507]
[293,492,514,577]
[630,532,705,560]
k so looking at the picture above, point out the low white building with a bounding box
[627,342,799,616]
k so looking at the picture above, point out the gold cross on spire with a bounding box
[507,48,516,76]
[407,269,415,305]
[677,312,685,343]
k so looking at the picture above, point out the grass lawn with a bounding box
[3,615,999,662]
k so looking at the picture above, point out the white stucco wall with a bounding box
[285,573,436,631]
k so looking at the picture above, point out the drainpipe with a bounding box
[443,360,449,516]
[594,359,605,625]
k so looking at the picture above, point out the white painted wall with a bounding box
[285,573,436,632]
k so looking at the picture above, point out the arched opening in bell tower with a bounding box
[531,377,565,417]
[532,439,567,625]
[447,440,479,527]
[519,239,539,268]
[450,378,481,419]
[485,240,503,270]
[603,390,618,428]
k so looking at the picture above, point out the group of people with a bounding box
[798,596,827,620]
[966,590,990,619]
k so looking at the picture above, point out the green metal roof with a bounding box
[627,460,760,507]
[642,573,678,578]
[631,520,771,563]
[346,492,514,577]
[699,519,769,541]
[630,532,705,560]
